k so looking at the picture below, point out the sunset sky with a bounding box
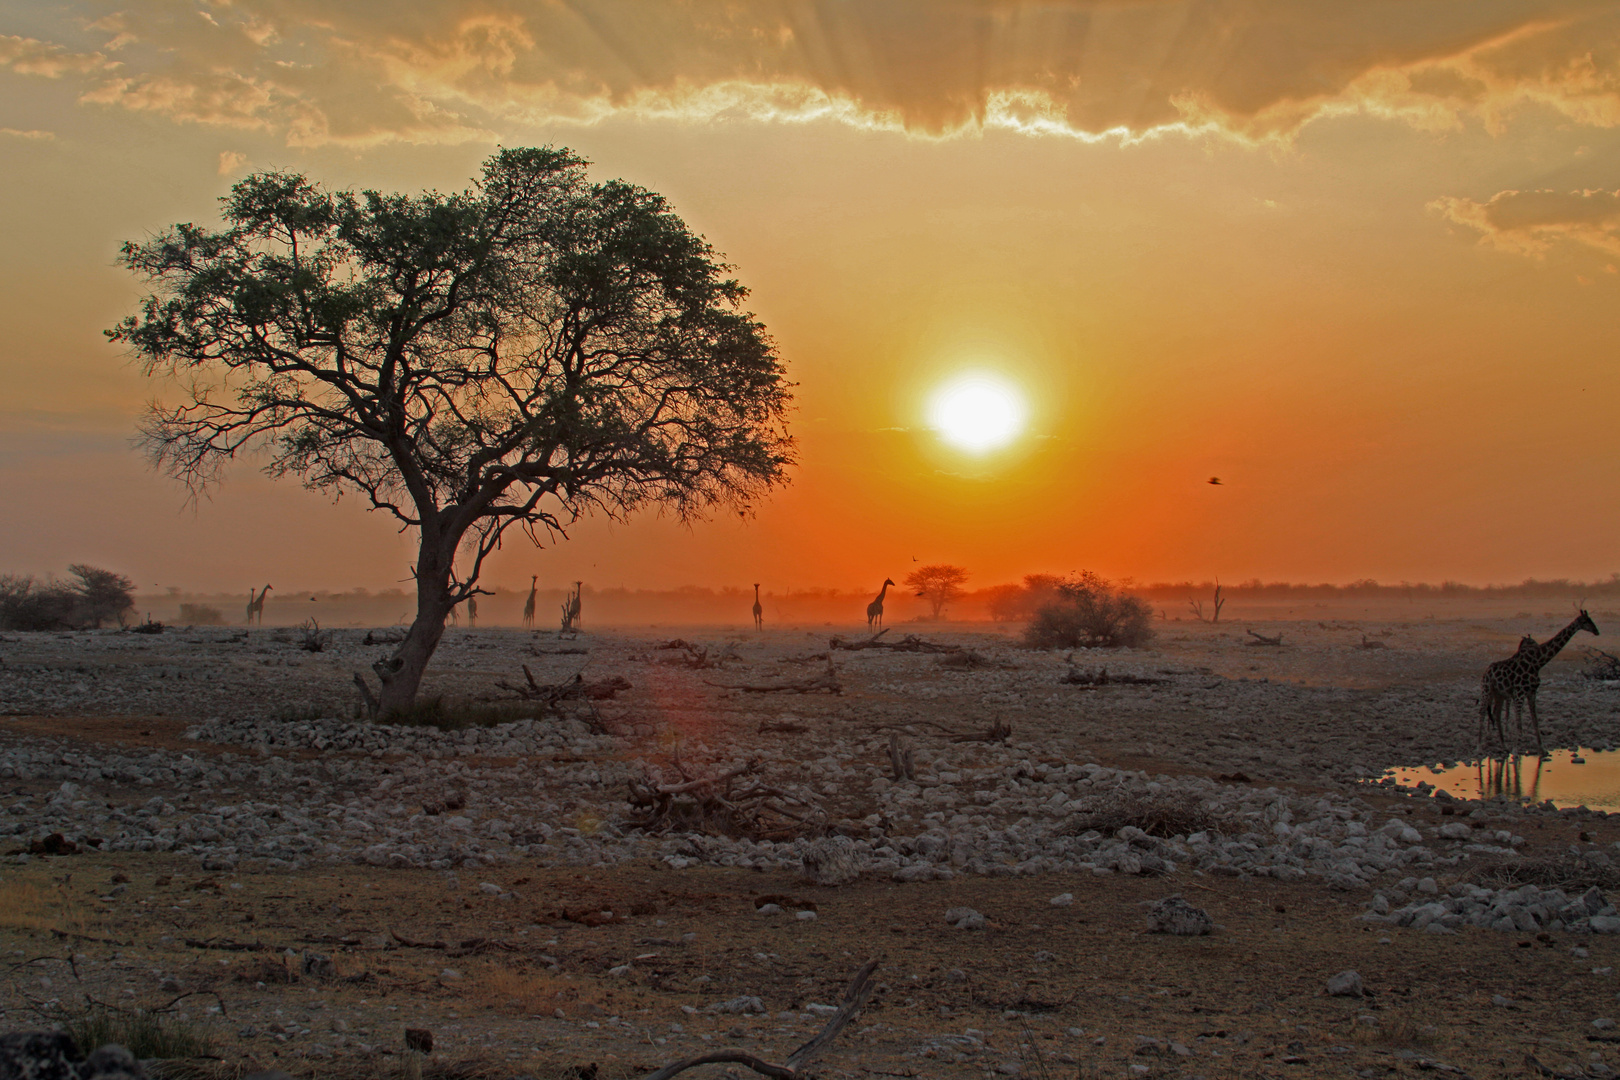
[3,1,1619,595]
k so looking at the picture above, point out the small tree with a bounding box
[111,148,793,712]
[905,564,969,620]
[1024,571,1155,649]
[69,564,136,627]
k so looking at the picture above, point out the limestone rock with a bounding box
[798,835,861,887]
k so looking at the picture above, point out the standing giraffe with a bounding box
[1479,611,1600,754]
[560,582,582,633]
[752,584,763,631]
[866,578,895,632]
[245,584,272,626]
[467,596,478,628]
[522,576,538,629]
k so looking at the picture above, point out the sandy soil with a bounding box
[4,606,1620,1079]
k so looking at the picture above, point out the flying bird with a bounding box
[1207,477,1222,485]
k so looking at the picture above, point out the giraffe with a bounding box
[560,582,582,633]
[467,596,478,628]
[752,584,763,631]
[866,578,895,632]
[245,584,272,626]
[1479,611,1601,755]
[522,576,538,629]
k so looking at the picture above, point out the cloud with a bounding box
[1431,187,1620,256]
[0,34,110,78]
[7,1,1620,146]
[0,127,54,140]
[217,150,248,174]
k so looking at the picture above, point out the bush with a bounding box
[0,565,134,630]
[178,603,225,625]
[62,1003,213,1060]
[382,698,552,730]
[1023,571,1155,649]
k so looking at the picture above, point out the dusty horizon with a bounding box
[4,1,1619,593]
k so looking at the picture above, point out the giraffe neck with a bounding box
[876,582,890,603]
[1530,616,1587,670]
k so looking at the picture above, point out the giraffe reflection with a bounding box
[1476,753,1547,805]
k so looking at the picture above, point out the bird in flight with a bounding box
[1207,477,1222,485]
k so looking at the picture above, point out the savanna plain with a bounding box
[5,598,1620,1080]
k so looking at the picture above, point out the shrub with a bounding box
[0,566,134,630]
[1023,571,1155,649]
[177,603,225,625]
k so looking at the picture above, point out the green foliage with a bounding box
[64,1004,213,1061]
[1023,571,1156,649]
[111,146,794,709]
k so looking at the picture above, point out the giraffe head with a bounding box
[1577,609,1601,637]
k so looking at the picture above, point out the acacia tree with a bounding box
[905,564,969,620]
[110,148,793,712]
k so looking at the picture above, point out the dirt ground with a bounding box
[5,604,1620,1079]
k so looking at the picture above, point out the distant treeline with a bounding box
[119,573,1620,629]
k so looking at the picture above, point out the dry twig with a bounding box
[641,959,879,1080]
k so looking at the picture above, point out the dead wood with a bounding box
[362,628,406,645]
[641,958,880,1080]
[1061,664,1169,687]
[496,665,630,707]
[950,719,1013,744]
[709,656,842,694]
[887,732,916,782]
[183,938,275,952]
[526,643,589,656]
[937,649,1008,670]
[624,757,824,839]
[1583,646,1620,680]
[1245,630,1283,646]
[759,720,809,734]
[352,671,380,718]
[1357,634,1389,650]
[830,630,963,654]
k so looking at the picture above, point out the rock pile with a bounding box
[1364,880,1620,934]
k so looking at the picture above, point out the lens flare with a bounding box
[927,373,1026,452]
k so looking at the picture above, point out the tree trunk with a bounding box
[374,537,458,715]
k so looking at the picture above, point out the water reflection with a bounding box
[1383,748,1620,811]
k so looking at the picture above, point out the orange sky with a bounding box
[2,1,1619,594]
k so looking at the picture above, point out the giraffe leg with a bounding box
[1528,693,1544,756]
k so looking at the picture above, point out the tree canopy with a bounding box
[110,147,794,710]
[905,564,969,620]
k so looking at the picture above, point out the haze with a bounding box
[3,1,1619,597]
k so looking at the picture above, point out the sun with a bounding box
[927,372,1027,452]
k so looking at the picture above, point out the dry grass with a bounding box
[471,966,616,1018]
[1351,1013,1438,1050]
[1060,786,1228,839]
[0,877,87,935]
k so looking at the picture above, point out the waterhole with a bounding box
[1384,748,1620,811]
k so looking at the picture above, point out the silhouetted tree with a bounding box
[905,564,969,620]
[111,148,794,712]
[0,565,134,630]
[68,564,135,627]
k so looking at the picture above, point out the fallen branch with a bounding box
[950,719,1013,744]
[1245,630,1283,646]
[625,757,824,839]
[759,720,809,734]
[1358,634,1389,650]
[830,631,963,654]
[641,958,880,1080]
[709,656,841,695]
[352,671,380,718]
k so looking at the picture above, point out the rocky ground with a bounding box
[3,611,1620,1079]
